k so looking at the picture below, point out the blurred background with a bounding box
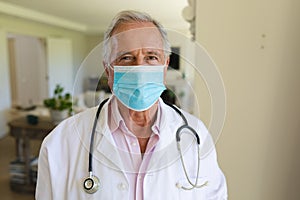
[0,0,299,199]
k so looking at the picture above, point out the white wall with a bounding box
[47,37,73,95]
[195,0,300,199]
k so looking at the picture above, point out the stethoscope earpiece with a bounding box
[83,175,100,194]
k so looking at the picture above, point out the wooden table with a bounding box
[8,116,56,193]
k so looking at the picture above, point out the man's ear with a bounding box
[163,57,170,84]
[103,61,114,90]
[165,56,170,70]
[165,56,170,67]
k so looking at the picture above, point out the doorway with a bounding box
[7,33,48,108]
[7,34,74,109]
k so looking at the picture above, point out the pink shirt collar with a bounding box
[108,95,161,136]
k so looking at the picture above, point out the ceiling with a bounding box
[0,0,190,34]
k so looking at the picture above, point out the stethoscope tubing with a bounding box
[85,98,206,193]
[88,98,109,173]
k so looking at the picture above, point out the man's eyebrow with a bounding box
[144,49,163,56]
[115,51,132,58]
[113,49,163,59]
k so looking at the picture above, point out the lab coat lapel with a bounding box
[147,120,197,173]
[95,130,125,171]
[93,99,125,172]
[147,124,179,172]
[147,100,182,172]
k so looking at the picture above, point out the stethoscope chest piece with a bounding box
[83,175,100,194]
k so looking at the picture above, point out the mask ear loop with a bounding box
[106,63,114,71]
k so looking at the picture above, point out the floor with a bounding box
[0,135,40,200]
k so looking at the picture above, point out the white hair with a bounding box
[102,10,171,65]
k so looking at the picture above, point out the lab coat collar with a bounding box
[156,98,183,148]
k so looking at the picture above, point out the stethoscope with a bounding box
[83,98,207,194]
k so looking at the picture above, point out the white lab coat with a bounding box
[36,98,227,200]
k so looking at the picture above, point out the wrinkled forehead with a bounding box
[108,27,164,62]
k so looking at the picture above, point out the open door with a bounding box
[0,29,10,138]
[7,34,48,108]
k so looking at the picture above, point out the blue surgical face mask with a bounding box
[113,65,166,111]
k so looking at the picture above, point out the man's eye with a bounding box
[120,56,133,61]
[147,56,158,60]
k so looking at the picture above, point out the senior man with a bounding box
[36,10,227,200]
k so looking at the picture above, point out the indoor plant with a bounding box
[43,84,72,123]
